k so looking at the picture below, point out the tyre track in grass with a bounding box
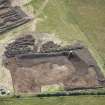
[35,0,49,18]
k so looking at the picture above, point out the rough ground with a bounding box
[3,35,105,94]
[5,51,104,94]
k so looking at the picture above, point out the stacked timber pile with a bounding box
[40,41,60,52]
[4,34,87,60]
[4,35,62,58]
[0,0,31,34]
[4,35,35,58]
[0,0,10,9]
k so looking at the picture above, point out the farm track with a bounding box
[35,0,49,17]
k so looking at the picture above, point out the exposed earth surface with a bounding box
[3,35,105,94]
[0,0,105,105]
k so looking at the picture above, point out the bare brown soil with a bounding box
[4,52,105,94]
[3,35,105,94]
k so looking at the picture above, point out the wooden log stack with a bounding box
[4,35,35,58]
[0,0,31,34]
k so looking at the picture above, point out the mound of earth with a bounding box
[3,35,105,94]
[0,0,31,34]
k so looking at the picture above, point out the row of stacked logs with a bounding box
[4,35,84,59]
[0,0,10,9]
[0,0,31,34]
[4,35,62,58]
[4,35,35,58]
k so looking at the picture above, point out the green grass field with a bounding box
[29,0,105,74]
[0,96,105,105]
